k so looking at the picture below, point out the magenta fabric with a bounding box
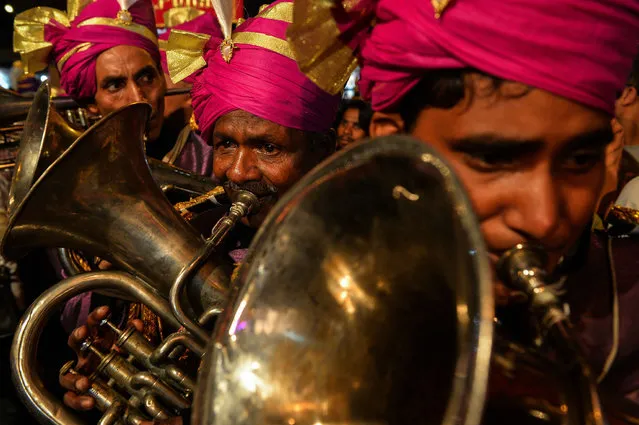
[159,13,222,76]
[190,0,340,141]
[336,0,639,113]
[43,0,160,100]
[172,131,215,179]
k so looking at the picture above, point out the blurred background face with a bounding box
[91,45,166,142]
[336,107,366,149]
[409,74,611,304]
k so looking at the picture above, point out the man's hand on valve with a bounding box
[59,305,143,411]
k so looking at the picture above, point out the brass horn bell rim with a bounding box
[201,135,495,425]
[7,81,83,218]
[0,101,154,260]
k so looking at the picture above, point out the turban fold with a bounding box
[288,0,639,114]
[166,0,340,140]
[158,10,215,76]
[14,0,160,100]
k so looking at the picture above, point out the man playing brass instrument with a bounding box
[289,0,639,405]
[59,0,338,419]
[14,0,170,158]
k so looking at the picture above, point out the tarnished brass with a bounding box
[13,271,182,425]
[2,101,231,312]
[6,98,257,425]
[8,82,82,217]
[59,361,147,425]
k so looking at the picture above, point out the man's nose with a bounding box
[503,171,562,243]
[226,149,261,184]
[124,83,148,104]
[343,123,354,134]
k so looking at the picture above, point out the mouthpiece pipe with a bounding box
[497,243,606,425]
[170,190,259,342]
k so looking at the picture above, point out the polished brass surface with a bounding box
[198,136,495,425]
[2,101,231,313]
[196,136,631,425]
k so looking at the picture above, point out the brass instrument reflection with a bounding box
[323,254,377,316]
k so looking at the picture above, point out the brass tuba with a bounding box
[198,135,622,425]
[6,97,256,425]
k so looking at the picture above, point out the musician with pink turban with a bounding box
[14,0,170,157]
[56,1,339,420]
[289,0,639,405]
[164,0,339,228]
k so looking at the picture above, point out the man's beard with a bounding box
[223,180,279,209]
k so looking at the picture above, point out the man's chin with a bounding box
[337,138,353,147]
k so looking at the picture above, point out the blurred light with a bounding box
[339,275,350,289]
[40,75,48,82]
[4,4,14,13]
[0,69,10,90]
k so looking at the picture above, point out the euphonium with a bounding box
[198,135,631,425]
[6,99,257,425]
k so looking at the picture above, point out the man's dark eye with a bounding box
[138,72,155,85]
[261,143,280,154]
[463,151,519,171]
[105,81,125,92]
[215,139,235,150]
[563,149,603,173]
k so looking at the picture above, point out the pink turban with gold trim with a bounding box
[288,0,639,114]
[158,13,221,77]
[14,0,160,100]
[165,0,340,141]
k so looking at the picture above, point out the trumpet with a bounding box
[5,84,257,425]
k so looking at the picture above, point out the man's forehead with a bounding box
[215,110,290,139]
[96,45,156,76]
[429,86,612,145]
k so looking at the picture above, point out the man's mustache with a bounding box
[223,180,278,198]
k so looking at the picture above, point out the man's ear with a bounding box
[619,86,637,107]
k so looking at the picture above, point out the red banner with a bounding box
[152,0,244,27]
